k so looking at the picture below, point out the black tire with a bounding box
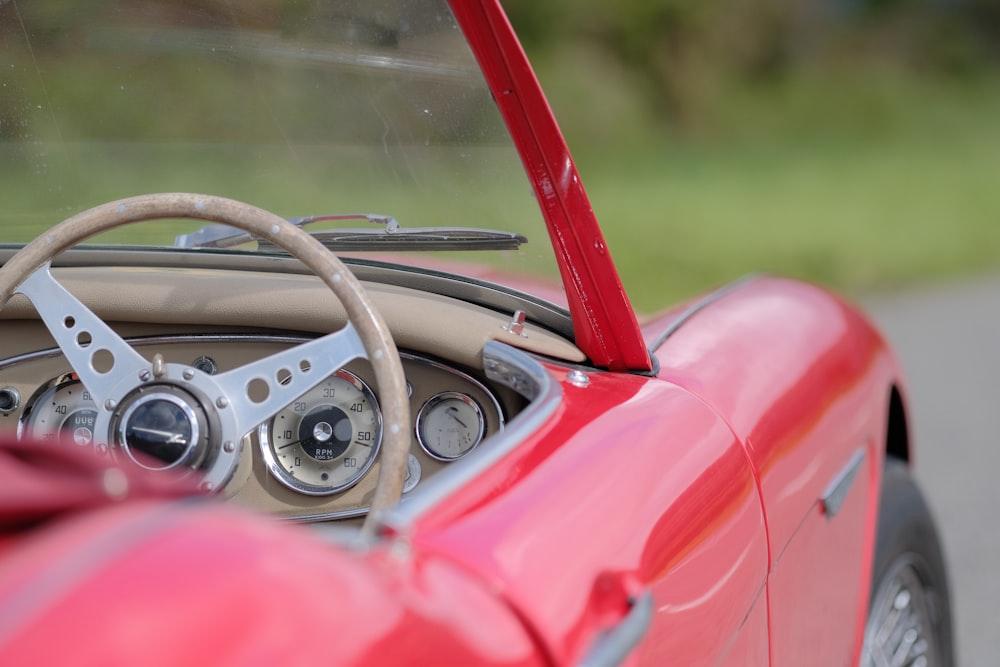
[860,458,954,667]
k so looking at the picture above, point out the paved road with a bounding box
[861,276,1000,667]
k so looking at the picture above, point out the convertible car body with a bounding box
[0,2,951,666]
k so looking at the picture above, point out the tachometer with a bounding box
[258,370,381,496]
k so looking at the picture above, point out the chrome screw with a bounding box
[567,369,590,387]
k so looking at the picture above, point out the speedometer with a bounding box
[258,370,381,496]
[19,375,99,449]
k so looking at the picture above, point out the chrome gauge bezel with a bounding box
[258,369,382,496]
[115,390,204,472]
[17,373,100,449]
[416,391,486,461]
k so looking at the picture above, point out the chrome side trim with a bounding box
[482,340,549,401]
[378,341,561,531]
[821,448,866,519]
[578,591,654,667]
[648,274,763,352]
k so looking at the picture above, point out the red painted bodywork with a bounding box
[0,495,547,667]
[0,2,907,666]
[0,275,901,666]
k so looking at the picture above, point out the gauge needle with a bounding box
[446,406,467,428]
[279,439,308,450]
[129,426,187,444]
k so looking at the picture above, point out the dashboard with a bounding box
[0,257,585,522]
[0,327,520,521]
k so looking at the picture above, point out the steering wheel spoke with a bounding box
[16,264,149,404]
[0,194,409,534]
[211,322,368,436]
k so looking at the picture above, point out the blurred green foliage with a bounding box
[502,0,1000,310]
[504,0,1000,131]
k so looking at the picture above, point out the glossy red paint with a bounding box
[649,275,902,665]
[450,0,652,373]
[404,367,769,666]
[384,276,899,667]
[0,498,548,667]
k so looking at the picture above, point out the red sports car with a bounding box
[0,1,952,666]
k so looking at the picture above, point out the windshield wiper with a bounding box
[174,214,526,252]
[174,214,395,249]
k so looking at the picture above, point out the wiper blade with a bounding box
[257,227,527,252]
[175,214,526,252]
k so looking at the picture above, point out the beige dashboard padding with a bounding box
[0,193,410,536]
[0,267,585,368]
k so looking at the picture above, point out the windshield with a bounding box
[0,0,558,288]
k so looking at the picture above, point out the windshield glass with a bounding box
[0,0,558,288]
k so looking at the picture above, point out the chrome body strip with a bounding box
[821,448,866,520]
[379,340,561,531]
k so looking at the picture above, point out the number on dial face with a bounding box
[259,370,382,495]
[19,377,98,448]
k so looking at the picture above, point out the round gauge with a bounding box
[416,392,485,461]
[19,376,99,448]
[259,370,381,495]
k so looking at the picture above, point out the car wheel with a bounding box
[860,458,954,667]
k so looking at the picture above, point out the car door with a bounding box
[405,362,770,666]
[653,276,897,665]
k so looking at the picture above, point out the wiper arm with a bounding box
[175,214,526,252]
[174,214,397,249]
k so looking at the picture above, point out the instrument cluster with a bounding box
[0,334,507,518]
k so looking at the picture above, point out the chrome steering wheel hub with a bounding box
[116,389,205,471]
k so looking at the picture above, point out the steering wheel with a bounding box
[0,193,410,535]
